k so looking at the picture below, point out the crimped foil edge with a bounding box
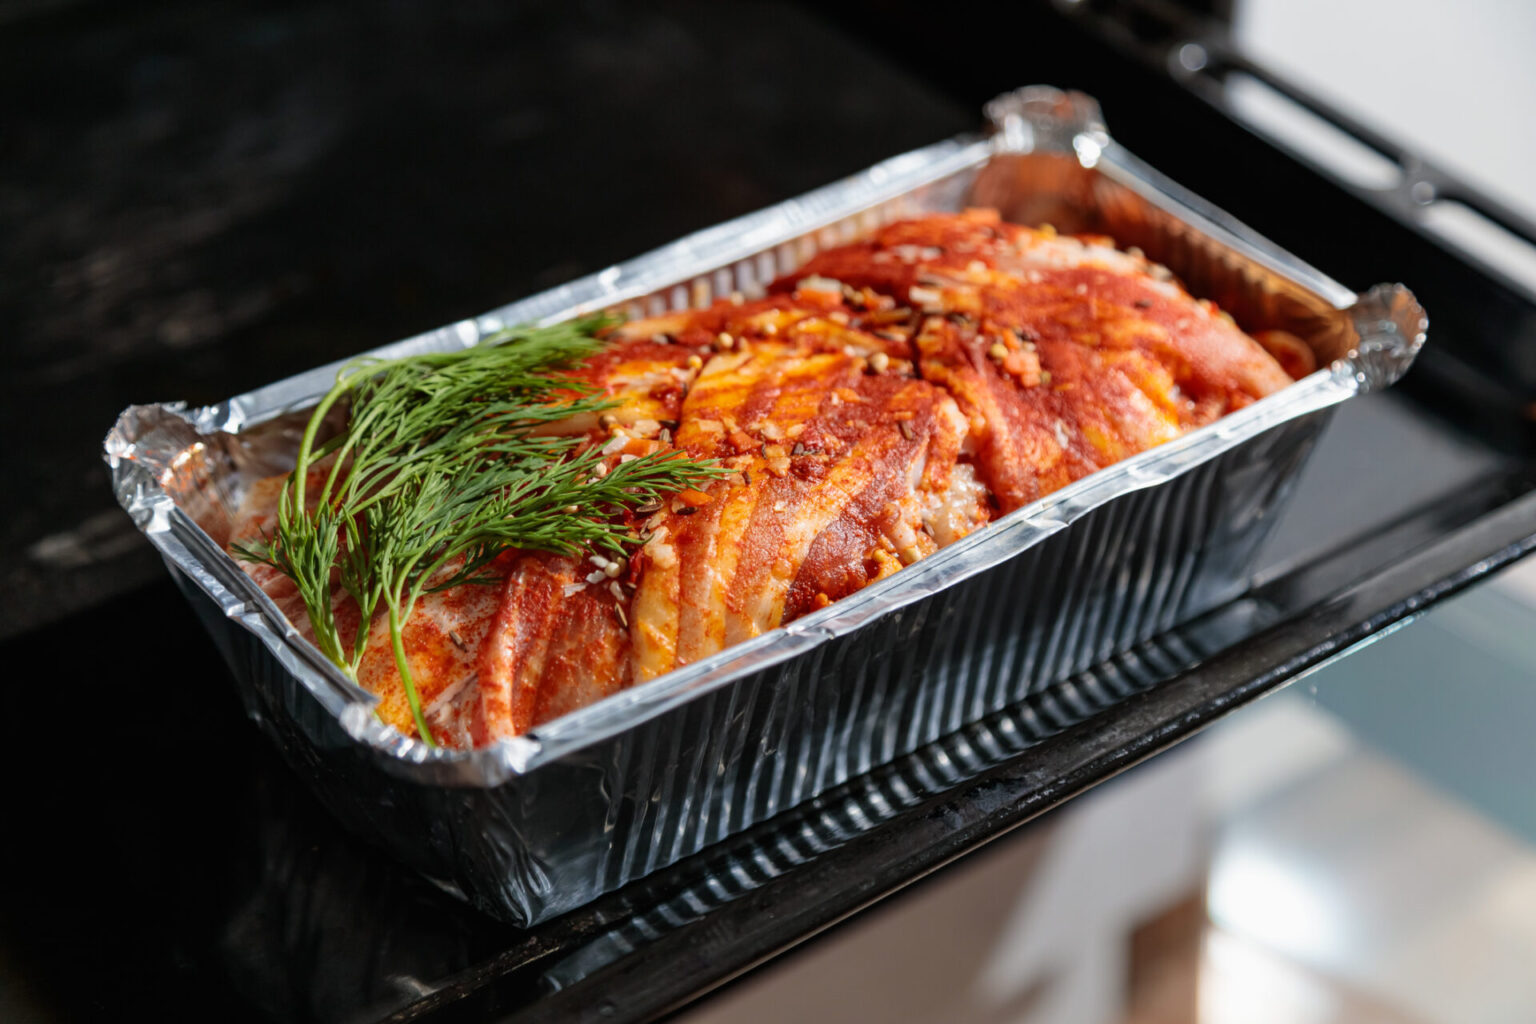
[1346,282,1429,391]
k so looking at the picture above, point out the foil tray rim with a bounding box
[105,86,1426,786]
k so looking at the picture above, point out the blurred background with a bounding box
[3,1,1534,1021]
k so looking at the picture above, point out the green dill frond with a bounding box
[233,314,721,746]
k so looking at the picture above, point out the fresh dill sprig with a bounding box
[234,314,723,746]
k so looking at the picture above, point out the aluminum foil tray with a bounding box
[107,88,1425,925]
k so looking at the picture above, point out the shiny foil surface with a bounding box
[106,87,1426,924]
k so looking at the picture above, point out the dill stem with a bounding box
[305,589,346,668]
[312,364,384,511]
[291,373,353,519]
[389,603,436,748]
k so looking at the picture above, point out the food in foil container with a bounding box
[109,86,1427,925]
[229,208,1306,750]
